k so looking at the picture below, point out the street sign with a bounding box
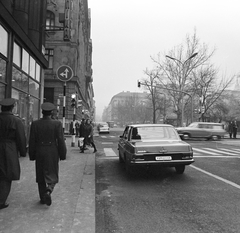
[56,65,73,82]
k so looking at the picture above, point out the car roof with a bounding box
[127,124,174,128]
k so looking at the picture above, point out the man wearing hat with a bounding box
[29,102,67,206]
[0,98,27,210]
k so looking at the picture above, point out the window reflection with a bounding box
[36,63,41,82]
[12,67,28,92]
[0,25,8,57]
[0,83,6,101]
[29,78,40,98]
[0,58,6,83]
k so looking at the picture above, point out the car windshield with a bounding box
[187,123,198,128]
[135,126,179,140]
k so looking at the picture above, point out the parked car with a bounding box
[97,122,110,133]
[118,124,194,175]
[176,122,226,140]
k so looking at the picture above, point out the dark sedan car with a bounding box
[118,124,194,175]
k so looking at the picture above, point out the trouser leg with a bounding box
[0,178,12,204]
[46,183,56,193]
[38,182,47,201]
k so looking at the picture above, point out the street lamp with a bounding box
[166,53,198,126]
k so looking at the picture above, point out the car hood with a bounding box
[132,140,192,153]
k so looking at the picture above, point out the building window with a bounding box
[29,56,36,78]
[13,42,21,67]
[0,25,8,57]
[22,49,29,74]
[46,11,55,30]
[45,49,54,69]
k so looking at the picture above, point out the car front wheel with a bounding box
[175,165,185,174]
[183,133,190,140]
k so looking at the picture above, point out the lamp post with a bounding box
[166,53,198,126]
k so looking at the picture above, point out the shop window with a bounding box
[22,49,29,74]
[46,11,55,30]
[0,83,6,101]
[0,57,6,83]
[12,67,28,93]
[29,78,40,98]
[45,49,54,69]
[0,25,8,57]
[13,42,21,67]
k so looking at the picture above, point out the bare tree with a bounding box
[149,31,234,126]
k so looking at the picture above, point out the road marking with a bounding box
[193,148,218,155]
[190,165,240,190]
[104,148,117,156]
[204,148,238,156]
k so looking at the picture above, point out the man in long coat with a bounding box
[0,98,26,210]
[29,102,66,206]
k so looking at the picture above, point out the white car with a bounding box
[97,122,110,133]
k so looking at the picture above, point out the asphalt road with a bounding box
[95,129,240,233]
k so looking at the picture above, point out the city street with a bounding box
[95,128,240,233]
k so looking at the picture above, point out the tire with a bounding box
[175,165,185,174]
[119,151,124,163]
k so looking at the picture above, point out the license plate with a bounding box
[155,156,172,161]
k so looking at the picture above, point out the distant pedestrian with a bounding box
[75,121,80,137]
[80,119,97,153]
[0,98,26,210]
[228,121,233,139]
[29,102,67,206]
[233,120,238,139]
[79,119,85,138]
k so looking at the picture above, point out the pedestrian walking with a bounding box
[29,102,67,206]
[228,121,233,139]
[0,98,27,210]
[80,119,97,153]
[233,120,238,139]
[79,118,85,137]
[75,121,80,137]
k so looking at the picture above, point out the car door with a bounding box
[118,126,130,157]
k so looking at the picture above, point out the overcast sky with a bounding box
[88,0,240,120]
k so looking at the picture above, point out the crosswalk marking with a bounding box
[102,147,240,158]
[203,148,238,156]
[193,148,218,155]
[104,148,117,157]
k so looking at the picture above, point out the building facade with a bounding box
[0,0,48,138]
[44,0,94,133]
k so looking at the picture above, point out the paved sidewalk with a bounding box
[0,137,95,233]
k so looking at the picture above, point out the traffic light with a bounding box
[71,94,76,107]
[77,100,82,108]
[137,80,141,88]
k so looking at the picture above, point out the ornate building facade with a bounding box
[44,0,95,133]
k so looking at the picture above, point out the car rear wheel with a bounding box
[119,151,124,163]
[175,165,185,174]
[124,156,132,175]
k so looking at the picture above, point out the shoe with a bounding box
[44,191,52,206]
[93,149,97,153]
[40,199,45,204]
[0,203,9,210]
[80,151,84,153]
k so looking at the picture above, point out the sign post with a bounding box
[56,65,73,140]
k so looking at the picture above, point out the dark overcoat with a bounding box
[0,112,26,180]
[29,117,67,184]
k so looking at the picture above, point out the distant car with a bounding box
[97,122,110,133]
[176,122,226,140]
[118,124,194,175]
